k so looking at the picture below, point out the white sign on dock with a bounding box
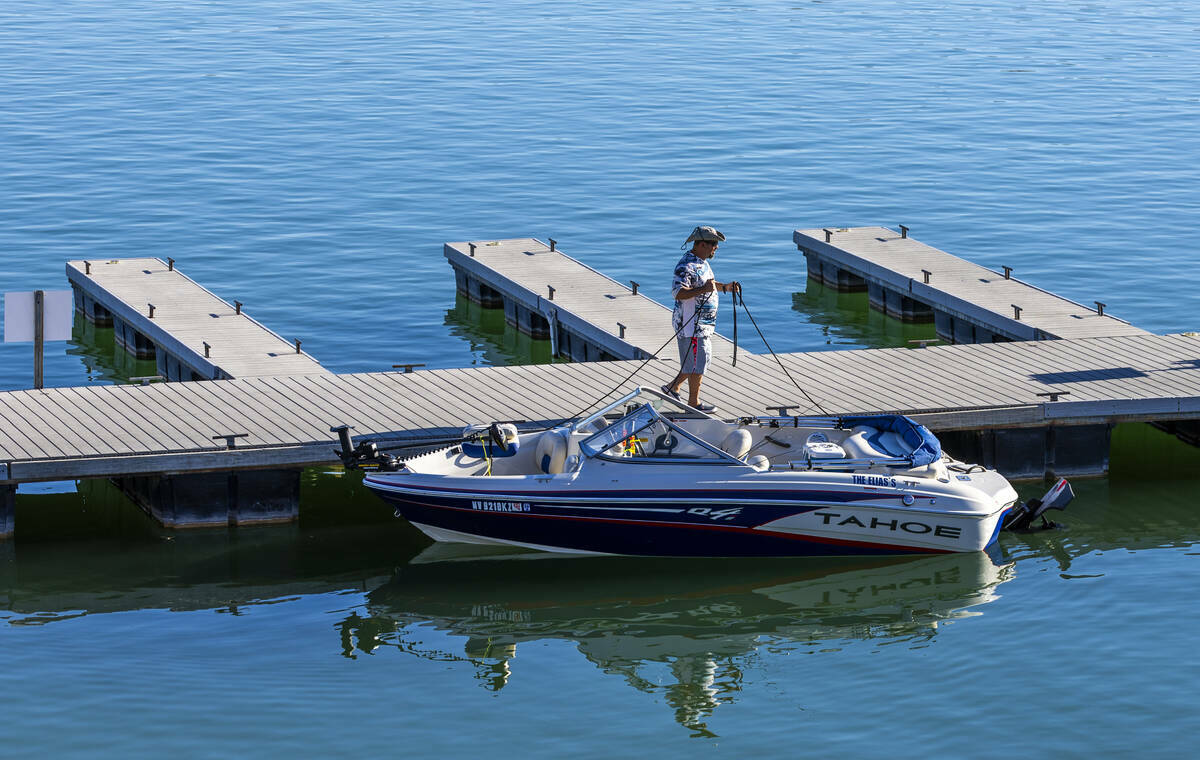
[4,290,73,343]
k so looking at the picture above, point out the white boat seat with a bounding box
[843,426,911,460]
[876,431,908,456]
[721,428,752,460]
[534,429,569,474]
[747,454,770,472]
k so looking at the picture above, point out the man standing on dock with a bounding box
[663,225,739,413]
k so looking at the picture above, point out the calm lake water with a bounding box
[2,0,1199,756]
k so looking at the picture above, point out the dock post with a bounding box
[547,310,559,357]
[1,484,14,539]
[33,290,44,390]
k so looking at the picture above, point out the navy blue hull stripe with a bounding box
[377,493,948,557]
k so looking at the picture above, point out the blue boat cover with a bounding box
[839,414,942,467]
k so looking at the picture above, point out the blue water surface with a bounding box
[1,0,1199,756]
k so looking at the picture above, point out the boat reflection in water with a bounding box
[349,548,1013,736]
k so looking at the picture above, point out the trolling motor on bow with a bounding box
[332,422,520,472]
[331,425,403,471]
[1003,478,1075,531]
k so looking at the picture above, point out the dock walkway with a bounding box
[795,227,1151,343]
[2,332,1199,485]
[445,238,735,361]
[67,258,329,381]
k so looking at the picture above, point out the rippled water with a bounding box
[2,0,1199,755]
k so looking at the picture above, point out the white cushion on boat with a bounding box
[841,431,888,459]
[845,426,910,459]
[721,429,752,460]
[534,429,568,474]
[805,432,829,445]
[804,441,846,459]
[876,431,909,457]
[843,427,916,461]
[747,454,770,472]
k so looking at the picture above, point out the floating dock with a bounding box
[2,331,1199,502]
[795,227,1151,343]
[3,229,1198,538]
[67,258,329,380]
[446,238,736,361]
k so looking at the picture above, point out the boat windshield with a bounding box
[578,404,734,462]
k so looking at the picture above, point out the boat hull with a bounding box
[367,480,1010,557]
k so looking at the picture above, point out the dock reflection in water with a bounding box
[350,550,1012,736]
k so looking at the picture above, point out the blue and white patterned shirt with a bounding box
[671,251,718,338]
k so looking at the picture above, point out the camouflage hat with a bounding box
[685,225,726,244]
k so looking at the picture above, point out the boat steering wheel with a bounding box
[652,432,679,456]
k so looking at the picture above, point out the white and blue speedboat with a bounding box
[353,387,1070,557]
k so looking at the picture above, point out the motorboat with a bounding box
[347,387,1071,557]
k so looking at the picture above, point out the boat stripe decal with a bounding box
[382,494,949,554]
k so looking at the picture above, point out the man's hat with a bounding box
[685,225,726,244]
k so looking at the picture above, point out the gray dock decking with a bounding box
[445,238,735,361]
[3,332,1199,484]
[795,227,1151,343]
[67,258,329,380]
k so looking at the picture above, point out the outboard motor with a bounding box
[1003,478,1074,531]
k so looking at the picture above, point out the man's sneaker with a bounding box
[660,384,682,401]
[693,401,717,413]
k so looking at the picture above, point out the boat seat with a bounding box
[747,454,770,472]
[721,428,752,460]
[858,426,910,458]
[534,428,569,474]
[843,426,910,460]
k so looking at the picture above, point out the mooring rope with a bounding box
[732,289,829,416]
